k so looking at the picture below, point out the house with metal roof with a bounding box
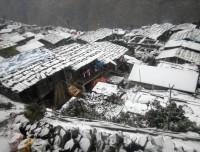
[128,64,199,93]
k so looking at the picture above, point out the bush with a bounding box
[145,102,199,132]
[24,102,46,124]
[0,102,14,110]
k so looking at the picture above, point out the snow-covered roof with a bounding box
[124,55,142,65]
[16,41,44,53]
[170,29,200,42]
[23,32,36,38]
[0,28,13,34]
[157,61,199,73]
[128,64,199,93]
[8,35,26,43]
[53,30,71,39]
[0,48,72,92]
[156,48,200,65]
[164,40,200,52]
[41,33,65,45]
[92,82,118,96]
[53,42,128,71]
[107,75,124,85]
[0,40,16,50]
[79,28,113,43]
[125,23,174,40]
[170,23,197,31]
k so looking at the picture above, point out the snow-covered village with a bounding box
[0,4,200,152]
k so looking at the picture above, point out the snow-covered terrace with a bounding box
[79,28,113,43]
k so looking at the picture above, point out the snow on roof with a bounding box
[0,28,13,34]
[107,75,124,85]
[79,28,113,43]
[53,42,128,71]
[128,64,199,93]
[7,24,21,30]
[170,29,200,42]
[42,33,65,45]
[8,35,26,43]
[125,23,174,40]
[23,32,36,38]
[0,48,72,92]
[164,40,200,52]
[157,61,199,73]
[170,23,197,31]
[124,55,142,65]
[53,30,71,39]
[92,82,118,96]
[156,48,200,65]
[16,41,44,53]
[0,40,16,50]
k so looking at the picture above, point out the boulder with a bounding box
[109,134,122,146]
[152,136,164,146]
[96,132,103,141]
[71,128,79,138]
[79,138,91,152]
[64,139,76,151]
[103,145,116,152]
[96,140,105,152]
[137,136,147,147]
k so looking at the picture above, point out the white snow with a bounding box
[128,64,199,93]
[92,82,118,96]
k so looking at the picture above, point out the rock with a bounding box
[81,129,94,141]
[79,138,91,152]
[64,139,75,150]
[96,132,103,141]
[131,136,137,143]
[96,140,105,152]
[137,136,147,147]
[145,141,154,150]
[152,136,164,146]
[109,134,123,146]
[162,139,175,150]
[71,128,79,138]
[123,136,133,149]
[14,115,29,123]
[177,146,184,152]
[75,134,82,142]
[119,148,127,152]
[103,145,116,152]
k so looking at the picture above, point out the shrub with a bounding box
[145,102,199,132]
[24,102,46,124]
[0,102,14,110]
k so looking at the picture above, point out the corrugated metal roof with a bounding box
[53,42,128,71]
[156,48,200,65]
[128,64,199,93]
[0,48,72,92]
[79,28,113,43]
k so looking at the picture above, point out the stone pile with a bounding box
[16,119,197,152]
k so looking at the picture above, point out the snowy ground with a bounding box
[0,94,24,123]
[0,137,10,152]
